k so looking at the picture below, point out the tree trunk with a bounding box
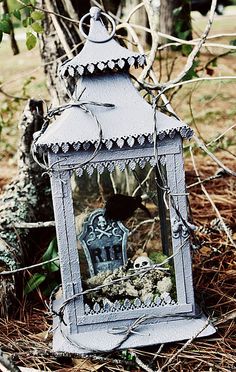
[0,100,54,317]
[159,0,192,43]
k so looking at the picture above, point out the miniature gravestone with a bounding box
[33,6,216,354]
[79,208,128,276]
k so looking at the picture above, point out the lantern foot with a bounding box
[52,300,216,355]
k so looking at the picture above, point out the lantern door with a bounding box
[48,135,215,354]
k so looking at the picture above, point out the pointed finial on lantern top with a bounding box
[59,6,146,80]
[89,6,102,20]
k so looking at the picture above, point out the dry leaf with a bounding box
[199,246,212,256]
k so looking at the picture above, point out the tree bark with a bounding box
[159,0,192,43]
[0,100,54,317]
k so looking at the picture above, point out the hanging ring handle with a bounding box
[79,7,116,43]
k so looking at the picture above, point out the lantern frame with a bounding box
[33,7,216,354]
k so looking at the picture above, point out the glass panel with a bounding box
[70,163,179,315]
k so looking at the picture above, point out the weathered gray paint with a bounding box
[59,6,146,79]
[34,7,215,354]
[165,136,195,308]
[36,73,192,153]
[52,298,216,354]
[49,157,84,333]
[49,137,196,336]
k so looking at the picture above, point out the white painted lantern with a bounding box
[33,7,215,354]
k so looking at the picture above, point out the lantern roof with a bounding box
[35,73,193,153]
[59,7,146,79]
[35,6,193,154]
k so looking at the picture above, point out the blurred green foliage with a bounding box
[24,238,60,296]
[0,0,44,49]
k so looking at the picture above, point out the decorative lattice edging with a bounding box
[84,293,176,315]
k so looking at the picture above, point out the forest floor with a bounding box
[0,155,235,371]
[0,9,236,372]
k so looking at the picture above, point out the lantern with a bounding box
[33,7,215,354]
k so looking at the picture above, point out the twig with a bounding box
[132,167,154,196]
[130,351,155,372]
[112,14,159,87]
[158,75,236,92]
[0,257,59,276]
[157,318,211,371]
[214,310,236,326]
[193,134,236,177]
[150,343,164,363]
[0,87,27,101]
[187,174,222,189]
[125,1,144,23]
[141,0,217,89]
[2,0,19,56]
[207,123,236,146]
[157,40,236,51]
[13,221,55,228]
[119,23,236,50]
[109,172,117,195]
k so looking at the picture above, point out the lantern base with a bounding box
[52,301,216,355]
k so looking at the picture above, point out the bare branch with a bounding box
[193,134,236,178]
[129,217,159,236]
[0,257,59,276]
[161,0,217,88]
[140,0,217,89]
[124,1,145,23]
[158,40,236,51]
[13,221,55,228]
[44,0,74,58]
[207,123,236,146]
[154,75,236,93]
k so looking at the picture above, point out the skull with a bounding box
[97,216,107,230]
[133,256,152,270]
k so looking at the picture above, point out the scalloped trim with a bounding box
[59,54,146,78]
[36,126,193,153]
[75,156,157,177]
[75,155,166,177]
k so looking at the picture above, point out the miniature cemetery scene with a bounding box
[33,6,216,354]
